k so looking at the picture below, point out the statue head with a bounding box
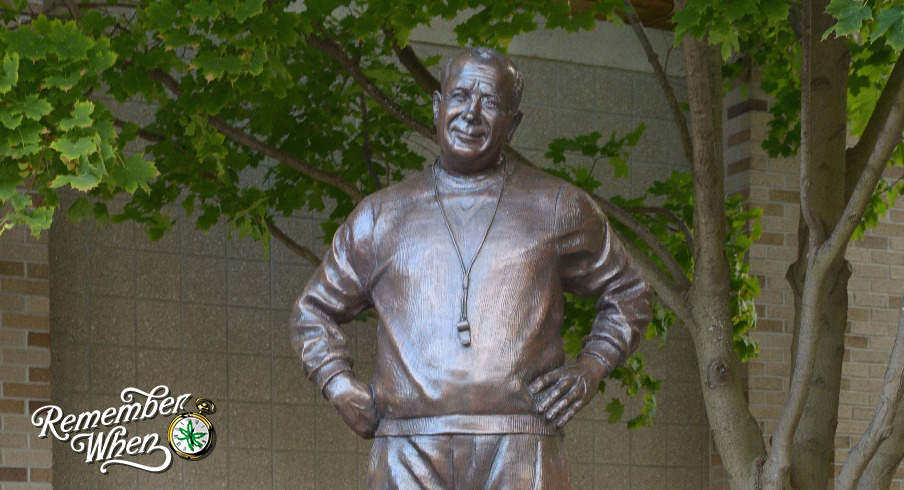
[433,47,524,176]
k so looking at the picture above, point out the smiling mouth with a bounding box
[452,129,486,144]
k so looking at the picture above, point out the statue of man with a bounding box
[291,46,652,488]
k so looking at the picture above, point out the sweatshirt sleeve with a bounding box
[555,183,653,373]
[290,199,375,393]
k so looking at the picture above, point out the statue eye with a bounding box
[451,92,468,102]
[484,98,500,111]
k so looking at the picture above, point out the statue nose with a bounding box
[462,99,480,121]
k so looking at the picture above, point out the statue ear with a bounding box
[432,90,441,125]
[507,111,523,142]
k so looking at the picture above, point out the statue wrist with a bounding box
[322,370,355,401]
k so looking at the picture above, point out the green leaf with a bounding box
[50,137,97,159]
[90,202,109,223]
[0,53,19,94]
[51,172,100,191]
[59,101,95,131]
[10,192,30,211]
[0,168,22,201]
[0,111,23,130]
[188,1,221,20]
[234,0,264,22]
[109,154,158,193]
[44,72,82,91]
[872,7,904,50]
[17,95,53,120]
[825,0,872,37]
[49,20,94,60]
[604,398,624,424]
[67,197,93,223]
[626,122,646,146]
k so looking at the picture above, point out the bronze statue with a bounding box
[291,47,653,488]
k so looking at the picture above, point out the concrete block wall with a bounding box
[0,225,53,489]
[721,72,904,489]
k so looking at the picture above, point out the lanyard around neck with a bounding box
[432,158,507,346]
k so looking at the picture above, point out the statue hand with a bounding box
[529,355,608,429]
[324,372,380,439]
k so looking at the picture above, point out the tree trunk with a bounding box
[857,407,904,489]
[678,16,767,487]
[787,1,851,487]
[788,256,851,489]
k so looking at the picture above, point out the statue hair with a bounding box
[439,47,524,112]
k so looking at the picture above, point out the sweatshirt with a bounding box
[290,160,652,435]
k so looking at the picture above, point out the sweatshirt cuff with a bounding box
[579,339,624,374]
[310,359,354,393]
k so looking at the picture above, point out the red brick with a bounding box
[856,235,889,250]
[757,319,783,332]
[845,335,869,348]
[728,158,751,176]
[727,98,768,119]
[769,189,800,203]
[0,293,24,311]
[0,261,24,276]
[26,263,49,279]
[2,347,50,365]
[0,329,27,346]
[30,467,52,483]
[727,129,751,147]
[758,232,784,246]
[3,382,50,399]
[3,313,49,331]
[26,332,49,348]
[0,467,27,481]
[759,202,784,217]
[28,400,51,413]
[0,244,47,262]
[0,398,25,413]
[0,278,48,296]
[848,307,870,321]
[28,367,50,383]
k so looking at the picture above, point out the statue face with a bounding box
[433,57,522,175]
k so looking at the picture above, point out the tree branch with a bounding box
[624,0,694,166]
[146,69,367,202]
[823,57,904,262]
[608,221,694,323]
[265,218,322,267]
[359,96,382,190]
[623,205,695,253]
[61,0,82,19]
[846,50,904,197]
[593,196,692,290]
[388,32,441,95]
[837,298,904,489]
[307,32,437,144]
[112,117,165,144]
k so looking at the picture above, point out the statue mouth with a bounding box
[451,128,486,144]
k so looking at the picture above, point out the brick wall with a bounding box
[723,72,904,489]
[0,225,53,489]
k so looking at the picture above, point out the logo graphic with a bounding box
[31,385,219,474]
[167,398,217,460]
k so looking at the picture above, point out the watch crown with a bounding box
[195,398,216,415]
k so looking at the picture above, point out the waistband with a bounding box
[376,414,563,437]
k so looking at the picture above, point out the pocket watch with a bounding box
[167,398,217,460]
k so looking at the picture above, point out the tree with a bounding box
[3,0,904,488]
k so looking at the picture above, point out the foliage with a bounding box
[0,0,770,431]
[0,1,157,235]
[552,129,762,426]
[719,0,904,241]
